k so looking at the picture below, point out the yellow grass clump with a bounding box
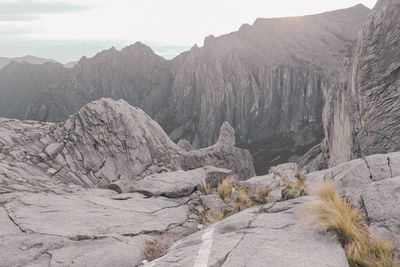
[304,180,399,267]
[218,176,235,201]
[281,170,308,200]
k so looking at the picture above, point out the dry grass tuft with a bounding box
[143,236,171,262]
[200,181,211,195]
[195,177,273,226]
[218,176,235,201]
[197,207,229,226]
[305,180,399,267]
[281,170,308,200]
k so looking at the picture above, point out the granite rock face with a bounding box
[301,0,400,169]
[0,98,254,192]
[0,5,369,173]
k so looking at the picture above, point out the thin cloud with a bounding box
[0,0,91,16]
[0,15,39,21]
[0,24,44,35]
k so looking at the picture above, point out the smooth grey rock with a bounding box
[130,167,232,198]
[199,195,234,212]
[297,141,329,172]
[360,177,400,252]
[239,174,277,191]
[150,197,349,267]
[305,158,372,198]
[3,190,188,238]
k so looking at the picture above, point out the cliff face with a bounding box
[303,0,400,169]
[165,5,369,173]
[0,5,370,174]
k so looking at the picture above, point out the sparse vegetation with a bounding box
[195,177,273,226]
[218,176,234,201]
[219,177,273,210]
[281,170,307,200]
[197,207,229,226]
[143,235,172,262]
[305,180,399,267]
[200,181,212,195]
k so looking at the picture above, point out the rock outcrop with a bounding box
[0,5,370,174]
[300,0,400,170]
[0,98,254,193]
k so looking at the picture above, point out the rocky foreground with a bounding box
[0,98,399,266]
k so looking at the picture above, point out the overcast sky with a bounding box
[0,0,377,63]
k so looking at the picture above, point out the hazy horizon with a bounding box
[0,0,377,63]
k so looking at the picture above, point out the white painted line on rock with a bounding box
[193,226,215,267]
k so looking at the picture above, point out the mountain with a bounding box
[0,4,370,174]
[63,60,78,68]
[0,62,70,120]
[0,55,58,69]
[300,0,400,170]
[25,44,174,123]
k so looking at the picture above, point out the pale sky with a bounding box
[0,0,377,63]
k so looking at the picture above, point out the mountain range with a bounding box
[1,0,400,265]
[0,4,370,174]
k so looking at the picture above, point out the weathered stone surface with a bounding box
[3,190,188,238]
[199,195,234,212]
[0,188,196,267]
[149,197,349,267]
